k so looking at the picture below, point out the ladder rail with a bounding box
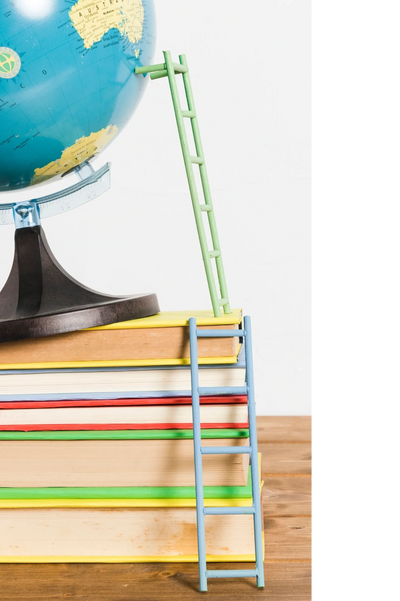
[163,51,222,317]
[179,54,231,314]
[243,315,265,588]
[189,316,265,592]
[135,52,231,317]
[189,318,208,592]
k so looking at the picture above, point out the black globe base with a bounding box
[0,226,160,343]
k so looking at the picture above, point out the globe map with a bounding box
[0,0,155,191]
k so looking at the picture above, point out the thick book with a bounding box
[0,310,243,369]
[0,361,246,402]
[0,506,262,562]
[0,459,263,564]
[0,461,259,507]
[0,396,249,431]
[0,429,250,487]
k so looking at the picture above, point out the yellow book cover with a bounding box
[0,309,243,369]
[0,458,263,563]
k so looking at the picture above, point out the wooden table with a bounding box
[0,417,311,600]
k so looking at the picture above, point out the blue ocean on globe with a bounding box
[0,0,155,191]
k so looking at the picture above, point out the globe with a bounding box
[0,0,156,191]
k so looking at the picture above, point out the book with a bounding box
[0,506,262,562]
[0,459,263,563]
[0,307,261,565]
[0,462,258,506]
[0,362,246,401]
[0,397,249,431]
[0,310,243,369]
[0,429,250,487]
[0,395,247,409]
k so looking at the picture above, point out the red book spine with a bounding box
[0,422,249,432]
[0,395,247,410]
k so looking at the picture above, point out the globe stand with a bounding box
[0,163,159,343]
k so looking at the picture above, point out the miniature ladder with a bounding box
[135,51,231,318]
[189,316,265,592]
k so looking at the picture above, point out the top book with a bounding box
[0,310,242,370]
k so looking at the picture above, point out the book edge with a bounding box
[85,309,243,330]
[0,428,249,440]
[0,553,257,563]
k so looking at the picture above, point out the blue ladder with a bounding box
[189,315,265,592]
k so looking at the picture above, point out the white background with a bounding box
[0,0,311,416]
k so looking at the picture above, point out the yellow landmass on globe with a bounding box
[69,0,144,50]
[30,125,118,186]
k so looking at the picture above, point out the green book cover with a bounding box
[0,428,249,441]
[0,468,254,500]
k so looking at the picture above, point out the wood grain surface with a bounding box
[257,416,311,443]
[260,443,312,475]
[263,477,311,515]
[0,416,312,600]
[0,563,311,600]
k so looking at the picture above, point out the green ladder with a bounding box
[135,51,231,317]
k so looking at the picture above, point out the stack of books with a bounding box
[0,310,263,562]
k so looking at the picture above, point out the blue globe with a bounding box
[0,0,155,191]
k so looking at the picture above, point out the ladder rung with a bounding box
[182,110,196,118]
[135,62,165,75]
[198,386,248,395]
[201,446,252,455]
[173,62,188,74]
[200,204,212,212]
[219,298,228,305]
[206,569,258,579]
[196,329,245,338]
[150,69,169,80]
[190,156,204,165]
[148,64,188,80]
[209,250,221,258]
[204,506,255,515]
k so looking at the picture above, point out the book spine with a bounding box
[0,422,249,432]
[0,428,250,440]
[0,553,257,564]
[0,395,248,409]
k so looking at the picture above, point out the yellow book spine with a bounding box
[0,553,257,563]
[0,353,239,371]
[86,309,243,330]
[0,497,254,509]
[0,533,265,564]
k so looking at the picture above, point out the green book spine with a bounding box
[0,428,249,441]
[0,469,253,500]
